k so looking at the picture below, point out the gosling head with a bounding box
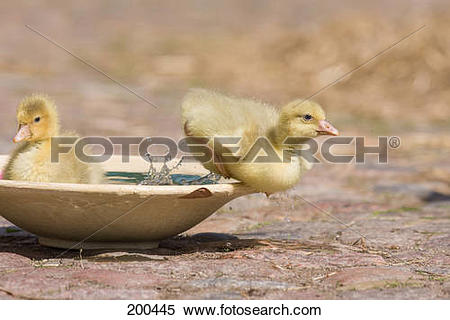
[13,95,60,143]
[278,99,339,138]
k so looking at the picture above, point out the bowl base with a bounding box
[39,237,160,250]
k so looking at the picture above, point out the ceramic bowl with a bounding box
[0,155,254,249]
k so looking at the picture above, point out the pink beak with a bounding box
[13,124,31,143]
[317,119,339,136]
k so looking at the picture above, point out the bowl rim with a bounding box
[0,179,250,195]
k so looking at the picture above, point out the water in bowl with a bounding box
[106,155,221,186]
[106,171,220,185]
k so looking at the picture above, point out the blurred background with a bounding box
[0,0,448,175]
[0,1,449,299]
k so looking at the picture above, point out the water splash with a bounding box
[138,153,221,186]
[139,154,183,185]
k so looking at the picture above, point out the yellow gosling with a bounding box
[182,88,338,195]
[3,95,104,184]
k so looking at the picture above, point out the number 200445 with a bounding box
[127,304,175,316]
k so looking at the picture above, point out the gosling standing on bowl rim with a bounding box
[182,88,339,195]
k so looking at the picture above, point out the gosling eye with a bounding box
[302,114,313,121]
[34,116,41,123]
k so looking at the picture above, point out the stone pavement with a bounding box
[0,159,448,299]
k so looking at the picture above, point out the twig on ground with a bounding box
[79,248,85,269]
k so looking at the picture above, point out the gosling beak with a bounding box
[13,124,31,143]
[317,119,339,136]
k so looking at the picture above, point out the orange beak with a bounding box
[13,124,31,143]
[317,119,339,136]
